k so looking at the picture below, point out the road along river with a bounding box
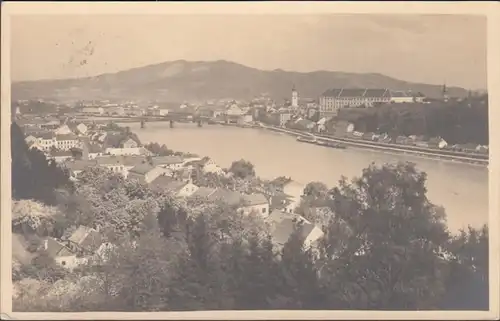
[122,122,489,233]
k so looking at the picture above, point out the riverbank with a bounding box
[255,123,488,167]
[126,121,488,233]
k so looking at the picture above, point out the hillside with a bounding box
[12,60,468,102]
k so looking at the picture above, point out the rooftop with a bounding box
[129,163,155,175]
[152,155,184,166]
[191,186,217,199]
[322,88,391,98]
[242,193,268,206]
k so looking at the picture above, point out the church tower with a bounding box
[442,82,449,102]
[291,85,299,108]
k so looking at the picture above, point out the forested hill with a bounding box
[12,60,468,102]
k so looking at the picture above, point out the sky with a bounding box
[10,14,487,89]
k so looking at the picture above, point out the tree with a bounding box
[229,159,256,179]
[317,162,452,310]
[440,224,489,310]
[303,181,329,199]
[273,226,323,309]
[12,200,65,238]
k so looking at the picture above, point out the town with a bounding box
[8,11,491,315]
[14,84,489,167]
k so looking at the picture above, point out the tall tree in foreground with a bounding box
[229,159,256,179]
[11,122,71,205]
[318,162,451,310]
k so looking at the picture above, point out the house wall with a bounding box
[55,255,88,270]
[105,147,143,156]
[390,97,414,104]
[303,226,324,249]
[240,203,270,217]
[56,139,79,151]
[52,156,73,163]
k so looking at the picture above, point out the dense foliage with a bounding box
[12,156,489,311]
[228,159,256,179]
[11,122,72,205]
[336,96,488,145]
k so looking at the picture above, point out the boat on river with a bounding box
[296,136,317,144]
[316,139,347,150]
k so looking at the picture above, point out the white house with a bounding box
[76,123,88,135]
[55,134,80,151]
[152,156,185,170]
[150,176,199,197]
[390,91,415,104]
[154,108,170,116]
[428,137,448,149]
[105,147,150,157]
[24,135,37,145]
[55,125,73,135]
[240,193,270,217]
[95,157,127,177]
[82,107,104,115]
[122,138,138,148]
[36,133,57,151]
[265,210,324,252]
[226,104,245,116]
[128,163,171,184]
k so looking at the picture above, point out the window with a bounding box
[262,207,267,213]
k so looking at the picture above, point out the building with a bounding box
[275,112,292,127]
[55,134,80,151]
[319,88,391,117]
[82,141,105,160]
[95,156,127,176]
[390,91,416,104]
[24,135,37,145]
[184,157,224,175]
[35,133,56,151]
[127,163,170,184]
[152,155,185,170]
[105,147,150,157]
[105,106,125,116]
[265,210,324,252]
[54,124,73,135]
[150,176,199,197]
[153,108,170,116]
[122,138,139,148]
[48,150,74,163]
[428,137,448,149]
[64,159,97,179]
[82,107,104,115]
[240,193,270,217]
[75,123,88,135]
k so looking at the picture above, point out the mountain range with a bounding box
[11,60,468,103]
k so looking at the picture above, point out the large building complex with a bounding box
[319,88,425,117]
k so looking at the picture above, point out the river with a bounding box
[122,122,489,233]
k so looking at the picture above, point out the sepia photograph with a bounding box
[1,2,499,320]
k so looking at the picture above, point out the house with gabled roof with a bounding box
[152,155,185,170]
[240,193,269,217]
[128,163,170,184]
[265,210,324,252]
[150,176,199,197]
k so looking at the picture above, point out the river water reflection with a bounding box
[123,122,489,233]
